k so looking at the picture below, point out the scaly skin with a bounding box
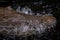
[0,7,56,37]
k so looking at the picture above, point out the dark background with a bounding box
[0,0,60,40]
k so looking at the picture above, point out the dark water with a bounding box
[0,0,60,40]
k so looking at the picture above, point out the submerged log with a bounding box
[0,7,56,40]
